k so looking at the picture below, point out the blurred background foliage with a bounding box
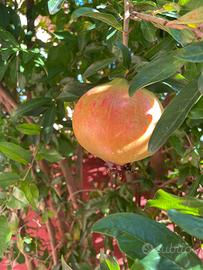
[0,0,202,269]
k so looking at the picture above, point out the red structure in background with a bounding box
[0,156,123,269]
[1,155,202,269]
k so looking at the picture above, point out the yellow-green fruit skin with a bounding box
[72,79,163,165]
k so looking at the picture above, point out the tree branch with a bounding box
[130,11,203,39]
[45,214,58,266]
[59,159,78,210]
[123,0,130,46]
[0,85,17,113]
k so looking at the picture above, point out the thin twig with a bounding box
[23,144,39,181]
[158,178,178,188]
[123,0,130,46]
[68,188,103,201]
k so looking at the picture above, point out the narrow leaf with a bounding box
[20,181,39,209]
[83,57,116,78]
[176,6,203,24]
[36,147,63,163]
[115,41,131,69]
[0,61,9,81]
[129,54,183,96]
[71,7,122,31]
[100,254,120,270]
[198,72,203,94]
[167,29,196,46]
[61,255,72,270]
[188,97,203,119]
[168,210,203,240]
[0,172,20,188]
[176,41,203,62]
[42,104,56,143]
[0,27,18,46]
[0,141,31,164]
[0,216,12,258]
[57,78,94,101]
[92,213,201,269]
[7,187,29,209]
[148,189,203,216]
[12,98,51,119]
[131,248,161,270]
[16,123,41,135]
[48,0,64,15]
[148,80,201,153]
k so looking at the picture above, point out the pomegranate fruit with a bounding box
[72,78,163,165]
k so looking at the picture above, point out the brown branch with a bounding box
[59,159,78,210]
[123,0,130,46]
[26,0,35,47]
[0,84,32,123]
[130,11,203,39]
[0,84,17,113]
[75,145,83,191]
[158,178,178,188]
[45,215,58,266]
[130,11,188,30]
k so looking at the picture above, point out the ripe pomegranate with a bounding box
[72,78,163,165]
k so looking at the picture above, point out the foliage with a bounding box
[0,0,202,269]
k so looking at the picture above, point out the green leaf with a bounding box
[0,216,12,258]
[115,41,131,69]
[188,175,203,196]
[7,187,29,209]
[176,6,203,24]
[20,181,39,209]
[148,80,201,153]
[129,54,183,96]
[48,0,64,15]
[0,61,9,81]
[131,248,161,270]
[92,213,202,269]
[0,172,20,188]
[148,189,203,216]
[178,0,190,5]
[141,22,157,43]
[57,78,94,101]
[0,141,31,164]
[188,97,203,119]
[0,27,18,47]
[71,8,122,31]
[12,98,51,119]
[61,255,72,270]
[83,57,116,78]
[16,123,41,135]
[0,4,9,28]
[37,147,63,163]
[42,104,56,143]
[100,254,120,270]
[198,72,203,94]
[176,41,203,62]
[167,29,196,46]
[168,210,203,240]
[58,135,75,158]
[131,260,145,270]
